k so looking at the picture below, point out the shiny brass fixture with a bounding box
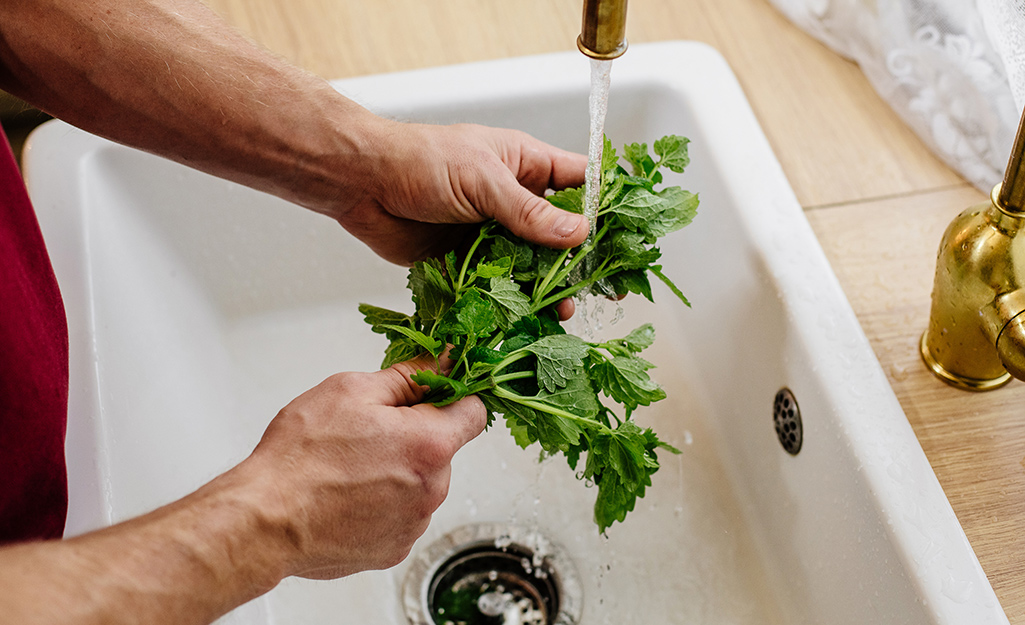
[921,108,1025,390]
[578,0,628,60]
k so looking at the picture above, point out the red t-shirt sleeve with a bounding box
[0,126,69,542]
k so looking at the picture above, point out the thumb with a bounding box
[479,174,590,249]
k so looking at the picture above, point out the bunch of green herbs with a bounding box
[360,135,698,532]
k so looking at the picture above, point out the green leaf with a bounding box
[535,375,601,418]
[591,355,666,414]
[524,334,590,393]
[644,187,698,240]
[606,423,651,488]
[621,323,656,353]
[470,258,512,282]
[488,236,534,272]
[599,323,657,357]
[484,276,532,330]
[489,388,587,453]
[358,303,416,340]
[586,420,672,532]
[600,134,618,178]
[604,230,661,270]
[651,265,690,307]
[444,250,459,285]
[622,142,651,177]
[535,410,585,452]
[608,269,653,302]
[379,324,444,357]
[409,258,454,323]
[501,315,544,353]
[483,393,541,449]
[621,142,663,183]
[547,187,584,214]
[411,370,471,407]
[437,289,498,339]
[381,337,421,369]
[466,345,505,378]
[653,135,691,173]
[607,187,664,234]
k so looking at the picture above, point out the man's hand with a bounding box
[0,0,589,271]
[238,353,487,579]
[0,354,486,624]
[327,120,590,265]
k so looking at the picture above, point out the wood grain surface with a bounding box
[200,0,1025,619]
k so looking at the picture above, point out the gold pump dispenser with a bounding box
[578,0,628,60]
[921,108,1025,390]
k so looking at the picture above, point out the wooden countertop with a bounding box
[204,0,1025,619]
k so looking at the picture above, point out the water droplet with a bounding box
[888,362,909,381]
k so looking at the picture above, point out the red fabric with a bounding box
[0,127,69,543]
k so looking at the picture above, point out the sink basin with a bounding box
[24,41,1007,624]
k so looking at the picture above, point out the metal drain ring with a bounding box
[401,523,582,625]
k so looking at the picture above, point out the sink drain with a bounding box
[773,387,803,455]
[402,523,582,625]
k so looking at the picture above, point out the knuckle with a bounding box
[427,480,450,511]
[323,370,367,393]
[410,435,455,472]
[515,195,548,229]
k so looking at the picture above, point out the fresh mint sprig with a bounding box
[359,135,698,532]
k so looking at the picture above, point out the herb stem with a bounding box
[491,387,615,436]
[532,222,611,306]
[492,349,531,374]
[534,247,573,304]
[492,371,534,384]
[456,227,490,290]
[531,263,612,312]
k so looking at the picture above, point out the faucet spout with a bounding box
[921,107,1025,390]
[578,0,628,60]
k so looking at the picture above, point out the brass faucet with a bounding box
[921,108,1025,390]
[578,0,628,60]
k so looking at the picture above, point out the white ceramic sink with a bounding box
[25,42,1007,624]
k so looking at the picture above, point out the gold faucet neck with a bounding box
[997,104,1025,214]
[578,0,628,60]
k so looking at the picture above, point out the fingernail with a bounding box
[553,213,585,237]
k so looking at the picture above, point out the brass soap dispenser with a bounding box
[921,108,1025,390]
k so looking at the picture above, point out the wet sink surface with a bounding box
[25,42,1007,624]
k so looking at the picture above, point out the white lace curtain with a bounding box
[767,0,1025,191]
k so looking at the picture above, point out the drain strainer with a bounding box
[401,523,582,625]
[773,387,803,455]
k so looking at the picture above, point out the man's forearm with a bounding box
[0,0,376,213]
[0,464,292,625]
